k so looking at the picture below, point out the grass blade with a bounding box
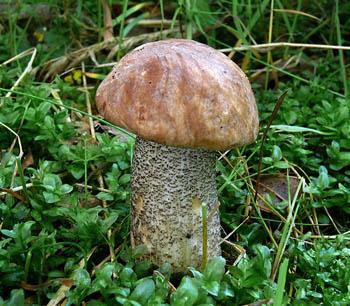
[273,258,289,306]
[201,202,208,270]
[117,0,129,61]
[16,157,29,203]
[270,177,303,281]
[335,0,348,98]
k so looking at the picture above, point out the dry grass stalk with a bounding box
[36,28,185,81]
[101,0,113,42]
[217,217,250,247]
[0,47,37,100]
[47,247,97,306]
[0,183,33,197]
[74,183,111,193]
[81,61,116,271]
[126,18,179,28]
[219,41,350,53]
[273,9,322,22]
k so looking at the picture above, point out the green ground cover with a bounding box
[1,0,350,305]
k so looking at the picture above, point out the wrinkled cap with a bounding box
[96,39,259,150]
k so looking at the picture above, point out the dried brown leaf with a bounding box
[22,148,34,170]
[257,175,299,210]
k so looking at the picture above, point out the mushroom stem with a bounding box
[131,136,221,272]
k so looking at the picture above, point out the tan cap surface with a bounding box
[96,39,259,150]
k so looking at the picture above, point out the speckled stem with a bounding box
[131,136,221,272]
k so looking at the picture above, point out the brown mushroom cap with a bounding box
[96,39,259,150]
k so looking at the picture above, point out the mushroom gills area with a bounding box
[131,136,221,272]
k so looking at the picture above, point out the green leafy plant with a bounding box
[1,0,350,305]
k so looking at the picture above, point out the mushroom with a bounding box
[96,39,258,272]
